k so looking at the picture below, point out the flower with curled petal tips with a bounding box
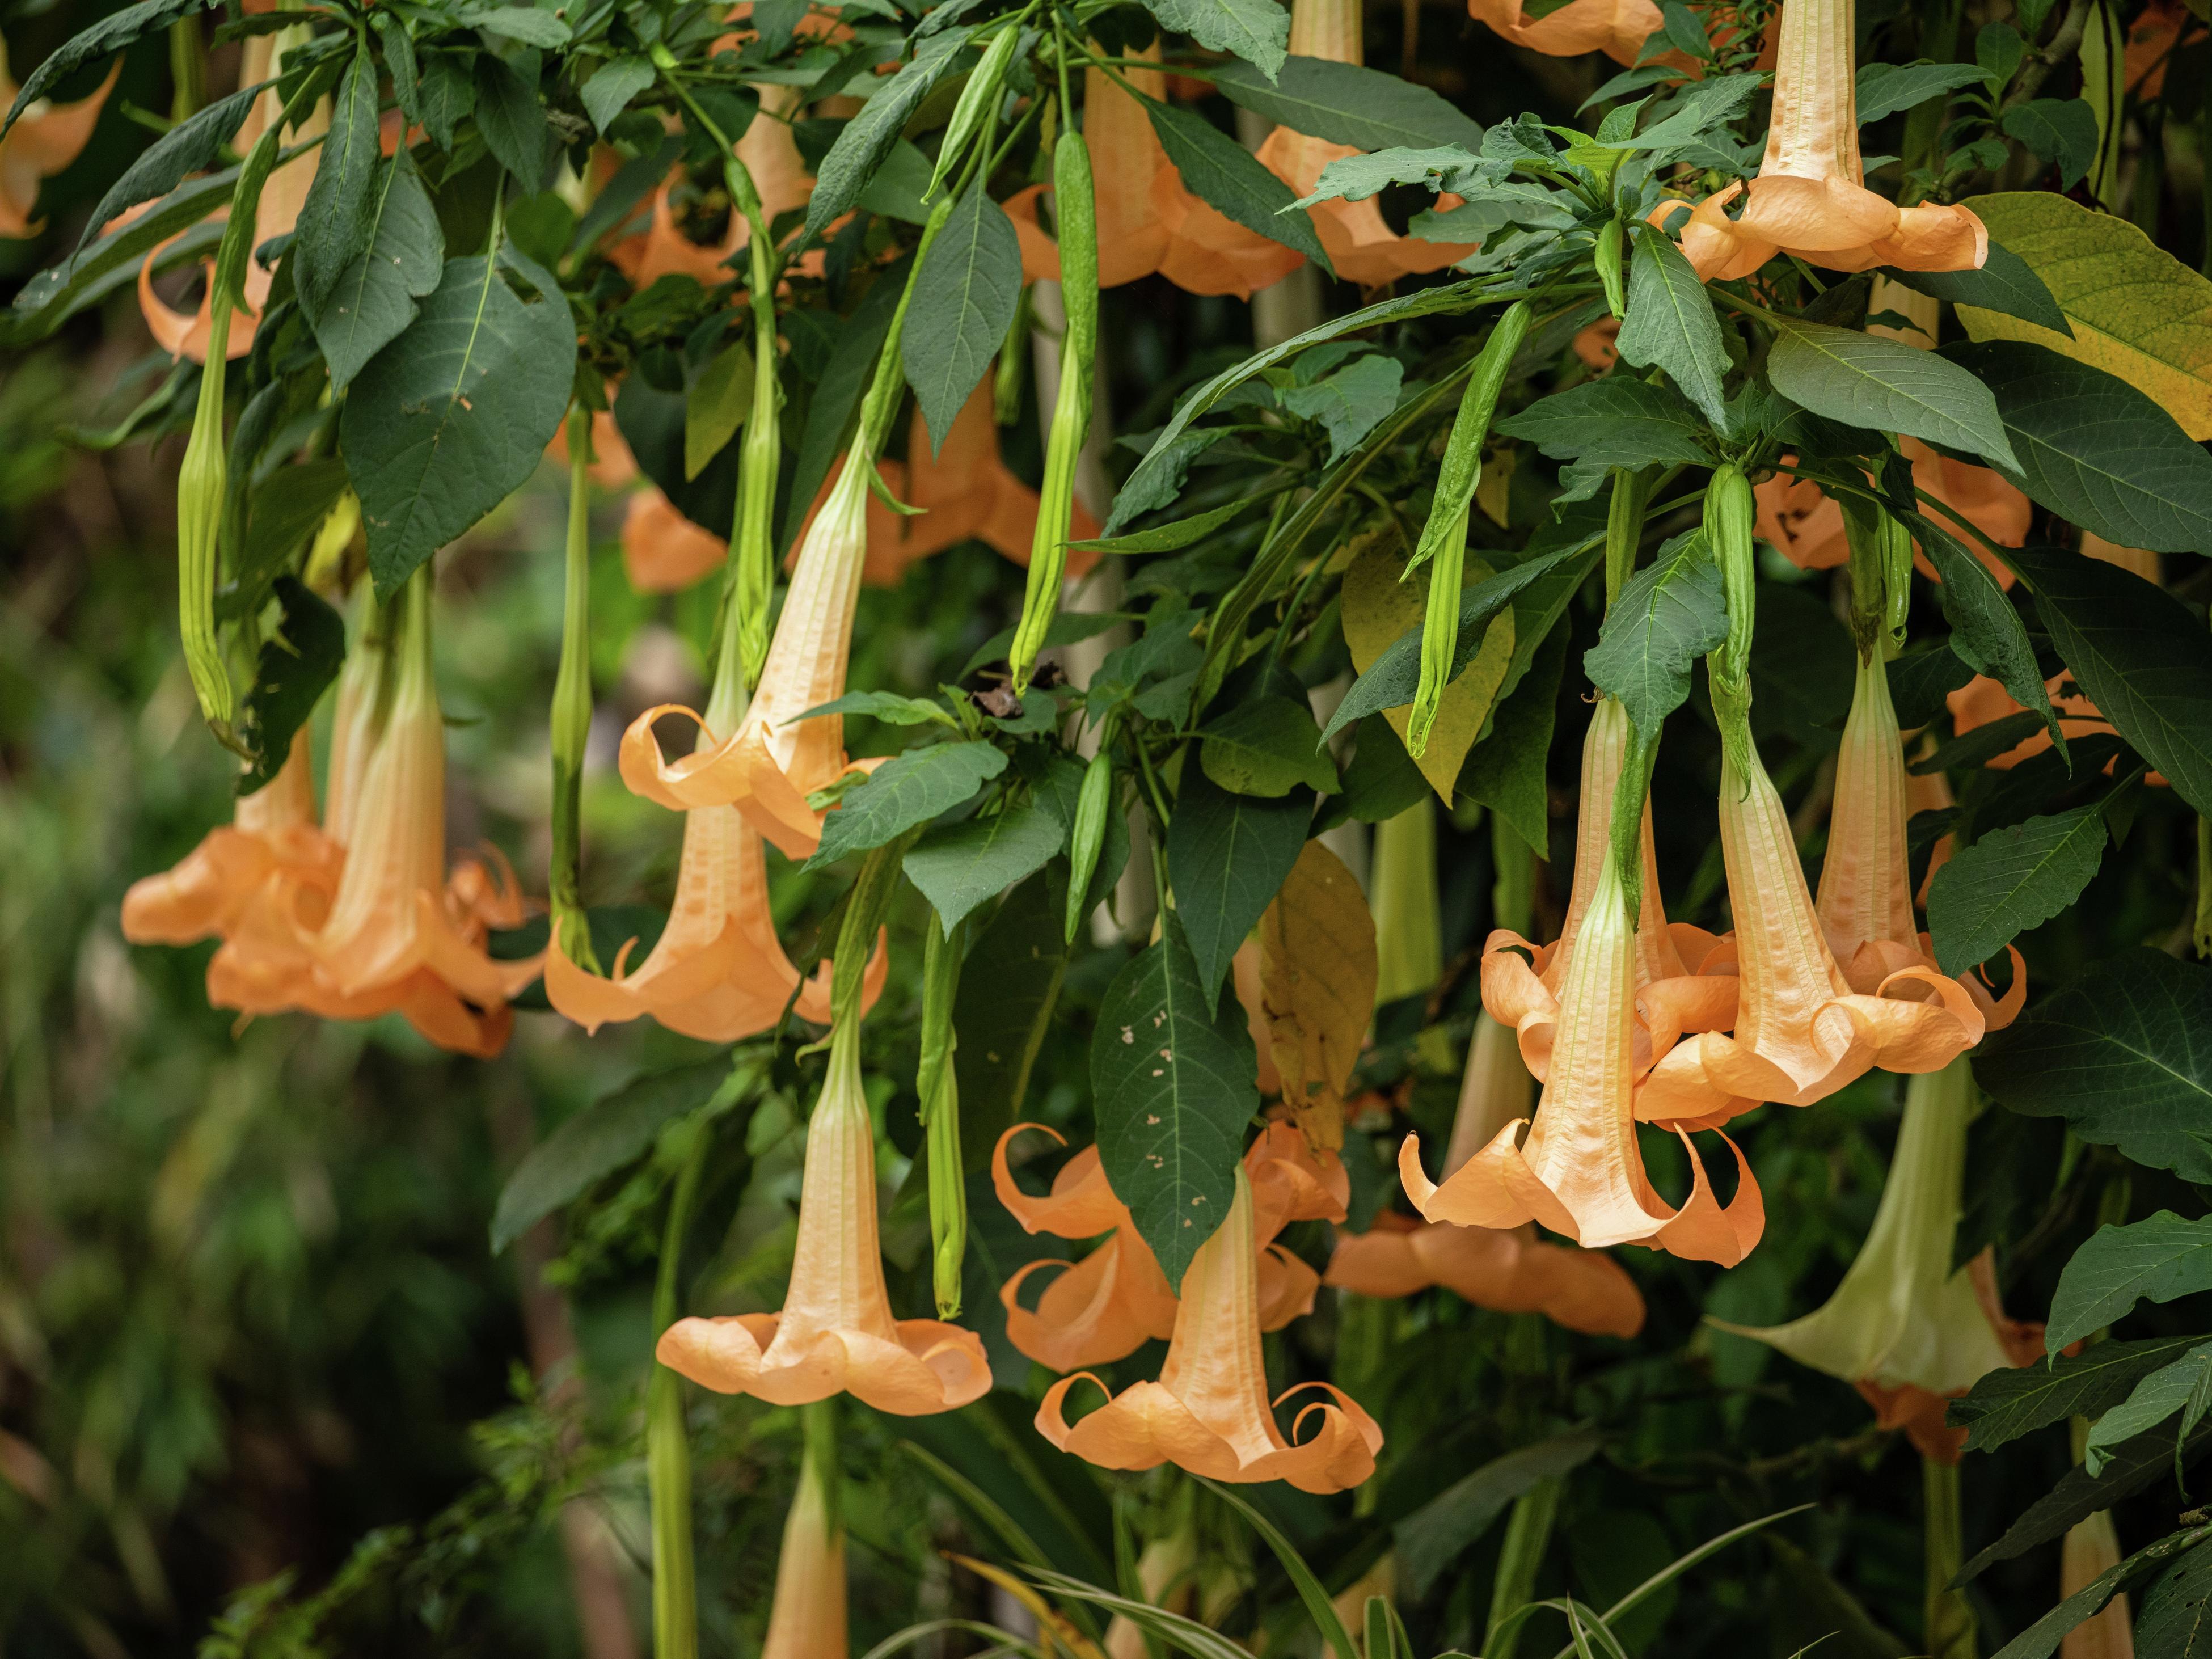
[1465,0,1661,62]
[1006,47,1303,299]
[655,1019,991,1413]
[1647,0,1985,279]
[1407,846,1764,1264]
[993,1121,1344,1370]
[0,34,116,239]
[1327,1012,1647,1338]
[1481,698,1736,1084]
[1036,1166,1381,1492]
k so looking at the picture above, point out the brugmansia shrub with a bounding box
[6,0,2212,1649]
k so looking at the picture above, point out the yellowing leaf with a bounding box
[1257,839,1378,1152]
[1340,533,1512,799]
[1959,192,2212,440]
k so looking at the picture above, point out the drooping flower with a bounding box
[994,1122,1344,1370]
[1409,844,1764,1264]
[1648,0,1985,280]
[1712,1058,2042,1462]
[657,1015,991,1412]
[0,33,116,239]
[1327,1011,1648,1337]
[1464,0,1661,62]
[1481,697,1736,1083]
[622,487,730,593]
[1251,0,1476,284]
[1036,1165,1382,1492]
[1006,47,1304,299]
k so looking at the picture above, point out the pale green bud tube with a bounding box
[551,406,599,971]
[917,912,967,1318]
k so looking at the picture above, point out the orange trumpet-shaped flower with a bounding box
[1466,0,1661,63]
[0,35,116,239]
[1036,1165,1381,1492]
[1326,1012,1648,1337]
[1251,0,1476,284]
[1007,48,1303,299]
[1407,845,1764,1264]
[994,1122,1345,1370]
[761,1430,847,1659]
[1649,0,1985,280]
[121,731,341,946]
[1481,698,1736,1082]
[1634,701,1991,1125]
[622,487,729,593]
[655,1020,992,1413]
[618,444,876,859]
[611,86,820,290]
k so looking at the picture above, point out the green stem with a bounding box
[1487,1476,1564,1659]
[1922,1454,1977,1659]
[551,405,598,970]
[648,1125,713,1659]
[1602,467,1650,608]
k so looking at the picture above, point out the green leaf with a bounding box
[2049,1213,2212,1353]
[1926,804,2107,976]
[1990,1526,2212,1659]
[488,1060,742,1253]
[1960,1416,2212,1582]
[2136,1534,2212,1656]
[239,458,352,603]
[1767,318,2020,468]
[794,690,956,727]
[1949,1335,2209,1453]
[1943,341,2212,555]
[1071,494,1270,556]
[1854,60,1992,123]
[685,340,753,480]
[1617,225,1729,427]
[905,797,1067,933]
[902,182,1023,456]
[1461,622,1567,853]
[780,253,909,550]
[1395,1431,1603,1598]
[318,147,446,392]
[2084,1345,2212,1475]
[467,5,571,47]
[1911,516,2057,748]
[1294,145,1479,205]
[341,251,576,597]
[1209,54,1484,150]
[237,577,345,793]
[807,28,976,239]
[1199,695,1338,797]
[2011,542,2212,816]
[1166,767,1312,1006]
[75,78,266,251]
[1142,97,1329,271]
[1,0,216,141]
[2001,98,2101,191]
[1882,238,2071,336]
[474,52,552,185]
[952,873,1071,1167]
[1277,354,1403,464]
[1338,719,1429,824]
[1089,913,1259,1290]
[418,52,472,152]
[1977,948,2212,1183]
[580,54,655,133]
[1195,1480,1360,1659]
[295,44,383,323]
[1495,377,1712,479]
[6,170,237,345]
[807,741,1007,870]
[1582,529,1726,739]
[1137,0,1289,80]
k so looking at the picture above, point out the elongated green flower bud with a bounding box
[1704,463,1758,780]
[1064,749,1113,943]
[1011,129,1097,694]
[1603,465,1650,606]
[1407,300,1530,755]
[1594,216,1625,319]
[551,406,600,971]
[926,24,1020,200]
[917,913,966,1317]
[728,156,783,689]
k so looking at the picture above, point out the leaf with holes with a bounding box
[1257,839,1376,1139]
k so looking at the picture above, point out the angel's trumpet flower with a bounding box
[1648,0,1985,280]
[1636,694,1991,1124]
[1465,0,1662,63]
[1712,1059,2042,1460]
[1036,1165,1382,1492]
[1481,698,1735,1082]
[614,86,820,290]
[1407,846,1764,1264]
[1327,1012,1647,1337]
[0,33,117,239]
[762,1413,847,1659]
[1006,47,1303,299]
[656,1016,992,1413]
[994,1122,1344,1370]
[121,732,341,947]
[1252,0,1476,283]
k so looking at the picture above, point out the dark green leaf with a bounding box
[580,55,656,134]
[1960,1416,2212,1581]
[1165,767,1310,1004]
[1977,949,2212,1183]
[1278,354,1403,465]
[238,577,344,793]
[489,1060,740,1252]
[1339,718,1430,824]
[1854,60,1991,123]
[469,5,571,48]
[238,457,351,602]
[1926,805,2107,976]
[807,28,976,238]
[1943,341,2212,555]
[1,0,216,141]
[1395,1432,1603,1598]
[1583,529,1726,738]
[1888,639,1978,728]
[1072,494,1269,556]
[1209,54,1484,150]
[1950,1335,2209,1453]
[1200,695,1337,797]
[905,798,1067,932]
[76,78,266,251]
[1090,913,1259,1289]
[806,741,1008,868]
[1913,516,2057,747]
[1495,377,1712,475]
[2137,1533,2212,1656]
[953,873,1071,1167]
[1618,225,1729,427]
[1768,318,2020,468]
[1991,1526,2212,1659]
[474,52,552,185]
[2001,98,2100,191]
[318,148,446,391]
[1460,620,1567,852]
[902,183,1022,455]
[781,256,909,549]
[374,13,420,129]
[341,251,576,596]
[2012,542,2212,816]
[2049,1214,2212,1353]
[1882,239,2071,336]
[2083,1345,2212,1474]
[6,170,237,344]
[1138,0,1289,79]
[1142,96,1329,270]
[419,52,471,151]
[295,45,382,323]
[795,690,956,726]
